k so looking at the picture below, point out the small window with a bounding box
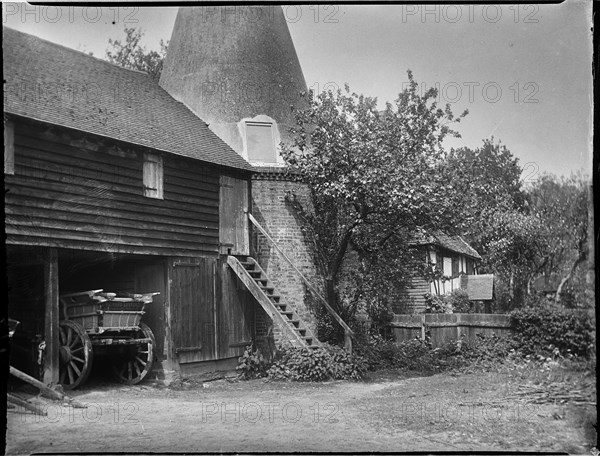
[4,118,14,175]
[143,152,163,199]
[246,121,276,163]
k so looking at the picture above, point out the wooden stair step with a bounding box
[227,255,320,350]
[258,285,274,292]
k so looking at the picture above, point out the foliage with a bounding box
[458,333,520,364]
[526,174,590,303]
[424,289,472,313]
[105,27,168,80]
[353,332,404,371]
[510,300,595,358]
[236,344,269,379]
[282,70,468,325]
[442,147,591,308]
[314,303,345,345]
[442,138,527,225]
[446,289,471,313]
[267,344,366,381]
[424,293,451,313]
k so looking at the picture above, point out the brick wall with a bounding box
[250,171,323,351]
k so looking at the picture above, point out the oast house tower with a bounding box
[160,6,320,352]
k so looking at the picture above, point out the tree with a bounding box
[479,207,545,308]
[105,27,168,80]
[282,71,468,329]
[526,174,590,303]
[440,139,527,246]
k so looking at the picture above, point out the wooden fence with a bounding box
[391,313,513,348]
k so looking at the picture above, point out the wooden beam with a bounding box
[7,393,47,416]
[43,248,59,386]
[10,366,86,408]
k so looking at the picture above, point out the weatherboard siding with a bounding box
[5,120,221,257]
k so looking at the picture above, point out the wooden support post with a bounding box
[420,314,426,340]
[43,248,59,386]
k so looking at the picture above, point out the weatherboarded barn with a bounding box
[4,26,256,384]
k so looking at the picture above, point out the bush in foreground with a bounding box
[237,344,366,381]
[267,344,366,381]
[510,302,595,358]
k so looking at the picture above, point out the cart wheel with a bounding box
[59,320,93,390]
[112,323,156,385]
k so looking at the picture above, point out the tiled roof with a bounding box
[466,274,494,300]
[410,231,482,260]
[3,27,253,172]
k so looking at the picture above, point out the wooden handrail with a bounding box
[248,213,354,352]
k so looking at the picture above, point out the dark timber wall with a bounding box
[5,120,220,257]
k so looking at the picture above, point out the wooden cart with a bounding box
[58,289,159,389]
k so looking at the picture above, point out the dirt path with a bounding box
[5,371,596,454]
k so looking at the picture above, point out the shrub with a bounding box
[236,344,269,379]
[425,290,474,314]
[354,332,403,370]
[424,293,451,313]
[510,301,595,358]
[459,333,520,363]
[267,344,366,381]
[446,289,472,313]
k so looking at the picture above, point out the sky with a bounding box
[2,2,593,181]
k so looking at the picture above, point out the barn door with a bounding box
[217,259,254,359]
[168,258,217,364]
[219,175,249,255]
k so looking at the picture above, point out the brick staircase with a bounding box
[227,256,319,348]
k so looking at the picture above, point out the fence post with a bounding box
[420,314,426,340]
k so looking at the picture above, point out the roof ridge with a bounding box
[3,25,150,77]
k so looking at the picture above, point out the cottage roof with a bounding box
[410,231,482,260]
[465,274,494,301]
[3,27,253,172]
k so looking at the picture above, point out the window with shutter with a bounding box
[452,256,459,277]
[443,257,452,277]
[143,152,163,199]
